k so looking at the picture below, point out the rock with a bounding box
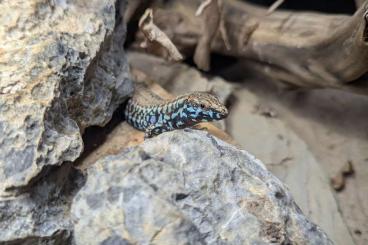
[0,164,84,244]
[227,85,356,245]
[0,0,132,194]
[0,0,131,243]
[72,130,332,245]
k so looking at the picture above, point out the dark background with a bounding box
[246,0,356,14]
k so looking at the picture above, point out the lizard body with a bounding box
[125,84,228,138]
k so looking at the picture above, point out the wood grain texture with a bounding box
[134,0,368,95]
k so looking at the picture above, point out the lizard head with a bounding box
[184,92,228,122]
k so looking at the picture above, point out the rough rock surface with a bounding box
[0,164,84,244]
[228,86,355,245]
[72,130,333,245]
[0,0,132,194]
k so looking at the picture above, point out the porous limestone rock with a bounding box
[72,130,333,245]
[0,0,132,195]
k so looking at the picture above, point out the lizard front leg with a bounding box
[191,123,209,131]
[144,123,167,138]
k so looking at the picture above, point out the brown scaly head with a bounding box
[181,92,228,122]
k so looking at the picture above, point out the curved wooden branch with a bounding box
[136,0,368,94]
[356,0,366,8]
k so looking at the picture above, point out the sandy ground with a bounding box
[226,76,368,245]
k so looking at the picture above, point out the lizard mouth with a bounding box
[217,107,229,119]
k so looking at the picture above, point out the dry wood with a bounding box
[194,0,222,70]
[138,8,183,61]
[267,0,285,15]
[124,0,144,23]
[330,161,355,191]
[356,0,366,8]
[134,0,368,95]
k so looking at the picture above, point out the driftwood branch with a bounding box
[267,0,285,15]
[356,0,366,8]
[194,0,221,70]
[138,8,183,61]
[134,0,368,95]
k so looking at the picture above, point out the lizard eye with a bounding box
[199,103,206,109]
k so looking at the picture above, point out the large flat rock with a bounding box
[72,130,332,245]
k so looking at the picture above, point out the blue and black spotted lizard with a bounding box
[125,82,228,138]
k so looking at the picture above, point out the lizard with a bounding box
[124,82,228,138]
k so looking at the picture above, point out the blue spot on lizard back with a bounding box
[150,115,157,124]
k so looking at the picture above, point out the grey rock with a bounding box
[228,88,355,244]
[0,164,84,244]
[0,0,131,243]
[0,0,132,194]
[72,130,333,245]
